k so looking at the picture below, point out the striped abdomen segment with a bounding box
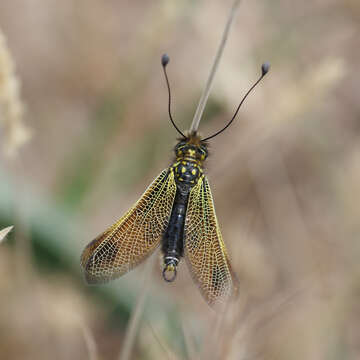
[161,186,190,281]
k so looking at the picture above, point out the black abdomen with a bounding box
[161,163,200,282]
[161,186,190,262]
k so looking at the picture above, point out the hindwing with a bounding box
[184,176,238,306]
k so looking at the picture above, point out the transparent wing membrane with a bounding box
[81,169,176,284]
[185,176,238,306]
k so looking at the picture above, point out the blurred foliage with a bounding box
[55,92,126,209]
[1,0,360,359]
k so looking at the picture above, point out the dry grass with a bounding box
[0,0,359,359]
[0,27,30,157]
[0,225,13,242]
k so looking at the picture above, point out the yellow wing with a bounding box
[81,169,176,284]
[184,176,239,306]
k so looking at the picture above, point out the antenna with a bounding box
[202,62,270,141]
[161,54,186,139]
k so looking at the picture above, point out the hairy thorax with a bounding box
[172,136,207,186]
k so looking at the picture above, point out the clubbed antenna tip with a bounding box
[261,62,270,76]
[161,53,186,138]
[161,54,170,67]
[202,61,271,141]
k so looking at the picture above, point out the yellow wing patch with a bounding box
[81,169,176,284]
[184,176,238,306]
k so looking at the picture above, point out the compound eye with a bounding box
[175,143,186,156]
[198,147,208,160]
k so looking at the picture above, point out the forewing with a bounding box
[81,169,176,284]
[184,176,238,306]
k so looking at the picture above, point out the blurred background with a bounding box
[1,0,360,359]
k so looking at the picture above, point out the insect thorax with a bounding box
[172,134,208,186]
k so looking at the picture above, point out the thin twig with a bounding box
[146,321,174,360]
[181,316,197,359]
[190,0,242,133]
[118,253,157,360]
[79,320,99,360]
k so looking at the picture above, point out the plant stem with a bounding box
[190,0,242,133]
